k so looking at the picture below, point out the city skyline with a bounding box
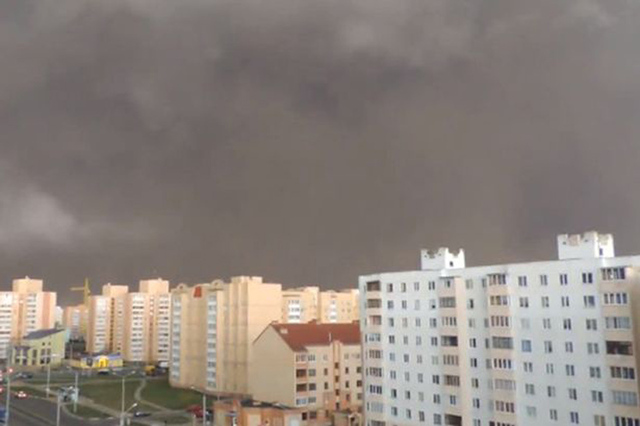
[3,0,640,303]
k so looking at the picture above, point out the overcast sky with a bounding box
[2,0,640,304]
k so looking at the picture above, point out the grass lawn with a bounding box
[141,378,202,410]
[70,404,112,419]
[79,378,142,411]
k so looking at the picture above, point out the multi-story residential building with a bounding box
[121,278,171,363]
[318,289,360,324]
[282,287,321,323]
[0,277,57,359]
[169,276,283,395]
[360,231,640,426]
[250,322,363,425]
[282,287,360,324]
[86,283,129,354]
[63,304,88,339]
[86,279,171,363]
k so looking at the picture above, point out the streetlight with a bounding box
[46,353,61,397]
[190,386,208,426]
[116,371,137,426]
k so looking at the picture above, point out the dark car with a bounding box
[133,411,151,418]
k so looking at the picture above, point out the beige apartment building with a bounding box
[282,287,360,324]
[121,279,171,363]
[87,279,170,362]
[0,277,57,359]
[62,304,88,339]
[86,283,129,354]
[250,322,363,425]
[169,276,283,395]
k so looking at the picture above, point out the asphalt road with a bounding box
[7,397,119,426]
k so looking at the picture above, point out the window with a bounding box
[570,411,579,424]
[540,274,548,286]
[568,388,577,400]
[586,319,598,330]
[603,292,628,305]
[522,340,532,352]
[611,366,636,380]
[543,318,552,329]
[561,296,570,307]
[560,274,568,285]
[520,297,529,308]
[544,341,553,353]
[548,386,556,397]
[563,319,572,330]
[542,296,550,308]
[590,366,601,378]
[592,390,603,403]
[525,383,535,395]
[602,267,626,281]
[613,391,639,406]
[518,276,528,287]
[582,272,593,284]
[584,295,596,308]
[566,365,576,376]
[606,317,632,330]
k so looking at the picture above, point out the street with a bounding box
[8,397,118,426]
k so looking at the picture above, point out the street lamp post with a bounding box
[118,371,136,426]
[5,346,13,426]
[46,353,61,398]
[190,387,208,426]
[56,392,62,426]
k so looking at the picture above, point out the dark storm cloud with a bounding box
[2,0,640,303]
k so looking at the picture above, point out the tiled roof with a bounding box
[24,328,64,340]
[269,322,360,351]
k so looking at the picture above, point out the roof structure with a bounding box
[268,321,360,352]
[23,328,65,340]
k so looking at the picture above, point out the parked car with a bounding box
[13,391,27,399]
[97,369,110,376]
[133,411,151,418]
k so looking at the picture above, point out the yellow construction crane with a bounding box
[70,278,91,306]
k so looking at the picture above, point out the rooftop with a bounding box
[24,328,65,340]
[269,322,360,351]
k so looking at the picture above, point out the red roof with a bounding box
[269,322,360,351]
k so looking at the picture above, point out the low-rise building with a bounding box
[12,328,66,368]
[213,399,303,426]
[250,322,363,425]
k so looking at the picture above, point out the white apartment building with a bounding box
[360,231,640,426]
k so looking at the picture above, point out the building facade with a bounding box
[86,279,171,363]
[213,399,303,426]
[169,276,283,395]
[360,231,640,426]
[282,287,360,324]
[12,328,66,369]
[0,277,57,359]
[86,283,129,354]
[250,322,363,425]
[63,304,88,340]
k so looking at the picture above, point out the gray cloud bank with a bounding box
[2,0,640,303]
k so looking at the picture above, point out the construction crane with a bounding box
[70,278,91,306]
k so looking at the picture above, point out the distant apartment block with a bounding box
[169,276,283,395]
[87,283,129,354]
[250,322,363,425]
[282,287,360,324]
[87,279,171,363]
[0,277,57,359]
[63,304,88,340]
[360,231,640,426]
